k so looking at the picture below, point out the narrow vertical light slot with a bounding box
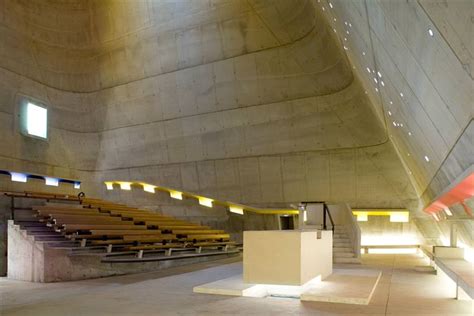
[408,132,412,136]
[377,71,382,78]
[400,92,404,97]
[229,206,244,215]
[362,51,366,56]
[381,81,385,87]
[45,177,59,187]
[390,212,409,222]
[373,77,378,83]
[74,182,81,189]
[11,172,27,183]
[303,210,308,222]
[170,190,183,200]
[143,184,156,193]
[389,101,393,105]
[388,111,392,116]
[424,155,430,162]
[119,182,132,190]
[432,213,440,221]
[366,67,371,73]
[329,2,333,8]
[428,28,434,37]
[105,182,114,190]
[443,207,453,216]
[198,197,213,208]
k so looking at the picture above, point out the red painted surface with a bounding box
[425,172,474,215]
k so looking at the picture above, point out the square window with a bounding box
[26,102,47,139]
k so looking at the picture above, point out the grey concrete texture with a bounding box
[1,254,473,315]
[7,220,238,283]
[0,0,472,256]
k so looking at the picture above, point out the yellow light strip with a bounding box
[103,181,299,215]
[352,210,409,222]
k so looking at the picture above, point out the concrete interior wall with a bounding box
[0,0,472,265]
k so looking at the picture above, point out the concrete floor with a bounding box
[1,253,472,315]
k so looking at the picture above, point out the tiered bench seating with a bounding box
[4,190,237,261]
[5,193,237,259]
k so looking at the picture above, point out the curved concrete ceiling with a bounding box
[2,0,470,214]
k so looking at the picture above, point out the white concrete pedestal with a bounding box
[243,230,332,285]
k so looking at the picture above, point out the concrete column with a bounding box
[449,223,457,248]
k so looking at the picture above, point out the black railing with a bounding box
[322,203,335,231]
[300,201,335,231]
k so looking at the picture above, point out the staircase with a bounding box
[333,226,361,264]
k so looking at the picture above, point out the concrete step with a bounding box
[333,238,350,243]
[15,221,44,227]
[333,252,355,258]
[24,227,53,232]
[334,242,352,248]
[333,247,353,253]
[334,257,361,264]
[34,236,66,241]
[27,231,58,236]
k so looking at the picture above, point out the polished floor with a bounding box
[1,253,472,315]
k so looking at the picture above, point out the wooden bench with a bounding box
[34,205,92,211]
[37,209,103,216]
[60,224,146,233]
[131,217,191,223]
[52,216,127,225]
[183,234,230,242]
[122,235,177,243]
[153,225,210,230]
[171,230,226,235]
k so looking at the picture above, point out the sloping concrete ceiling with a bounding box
[1,0,471,217]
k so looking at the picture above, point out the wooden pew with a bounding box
[34,205,93,211]
[153,225,210,230]
[37,210,109,218]
[171,230,226,235]
[84,229,164,237]
[184,234,230,242]
[122,235,177,242]
[60,224,146,233]
[52,215,127,225]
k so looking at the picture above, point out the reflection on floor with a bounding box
[1,253,472,315]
